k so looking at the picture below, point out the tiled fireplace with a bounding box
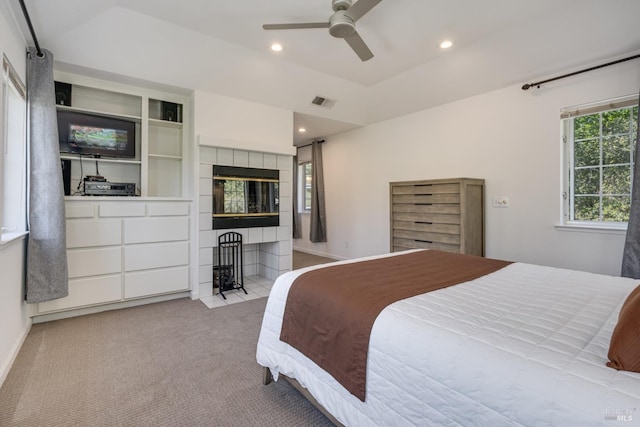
[197,144,293,298]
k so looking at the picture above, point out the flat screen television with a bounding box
[57,110,136,158]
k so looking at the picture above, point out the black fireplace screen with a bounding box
[212,165,279,229]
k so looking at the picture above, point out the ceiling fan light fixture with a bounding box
[329,11,355,38]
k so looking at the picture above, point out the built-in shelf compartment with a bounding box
[69,83,143,118]
[55,72,188,198]
[149,98,183,123]
[56,104,142,122]
[149,118,183,129]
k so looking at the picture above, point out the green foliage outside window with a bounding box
[572,106,637,222]
[224,179,246,213]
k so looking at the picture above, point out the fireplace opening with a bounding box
[212,165,279,229]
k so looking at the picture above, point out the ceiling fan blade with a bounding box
[263,22,329,30]
[344,31,374,61]
[345,0,382,22]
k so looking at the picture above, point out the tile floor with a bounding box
[200,251,338,309]
[199,275,274,309]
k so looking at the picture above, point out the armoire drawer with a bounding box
[392,238,460,253]
[391,183,460,195]
[392,220,460,235]
[393,229,460,245]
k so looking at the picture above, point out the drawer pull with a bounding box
[415,203,433,206]
[415,221,433,225]
[415,184,433,187]
[415,239,433,244]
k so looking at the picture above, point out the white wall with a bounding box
[295,60,640,276]
[0,0,30,387]
[193,90,293,151]
[0,239,29,386]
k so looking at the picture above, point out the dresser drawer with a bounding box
[392,203,460,215]
[123,217,189,244]
[67,247,122,278]
[66,219,122,248]
[124,241,189,272]
[392,193,460,205]
[125,266,189,299]
[393,220,460,235]
[38,275,122,313]
[393,229,460,245]
[392,238,460,253]
[391,183,460,195]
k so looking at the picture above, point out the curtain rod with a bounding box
[521,53,640,91]
[18,0,43,57]
[296,139,325,149]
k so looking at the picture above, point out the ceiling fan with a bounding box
[262,0,382,61]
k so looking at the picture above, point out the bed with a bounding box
[256,250,640,426]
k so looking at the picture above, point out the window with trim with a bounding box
[562,96,638,226]
[1,54,27,241]
[298,162,312,212]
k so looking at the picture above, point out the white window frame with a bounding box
[559,95,637,232]
[1,54,27,244]
[298,161,312,213]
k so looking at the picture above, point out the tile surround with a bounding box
[198,146,293,299]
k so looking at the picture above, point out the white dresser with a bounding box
[35,198,191,321]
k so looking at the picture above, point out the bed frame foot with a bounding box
[262,367,273,385]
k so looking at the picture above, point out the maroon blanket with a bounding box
[280,250,512,401]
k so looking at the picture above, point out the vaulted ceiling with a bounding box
[8,0,640,144]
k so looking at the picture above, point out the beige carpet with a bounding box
[0,298,333,426]
[292,251,337,269]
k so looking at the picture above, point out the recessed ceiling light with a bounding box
[271,43,283,52]
[440,40,453,49]
[298,127,306,133]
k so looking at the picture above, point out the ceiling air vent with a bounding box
[311,95,336,109]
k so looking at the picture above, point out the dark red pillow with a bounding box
[607,285,640,372]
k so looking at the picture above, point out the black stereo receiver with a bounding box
[84,181,136,196]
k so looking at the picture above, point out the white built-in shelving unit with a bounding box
[56,73,188,198]
[34,72,194,322]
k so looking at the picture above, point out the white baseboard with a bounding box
[0,320,31,389]
[32,292,190,324]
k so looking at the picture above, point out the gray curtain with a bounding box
[292,155,301,239]
[310,141,327,243]
[25,48,69,302]
[622,91,640,278]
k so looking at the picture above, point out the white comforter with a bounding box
[256,252,640,426]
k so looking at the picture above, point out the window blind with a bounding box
[560,95,637,119]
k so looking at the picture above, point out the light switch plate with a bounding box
[492,196,510,208]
